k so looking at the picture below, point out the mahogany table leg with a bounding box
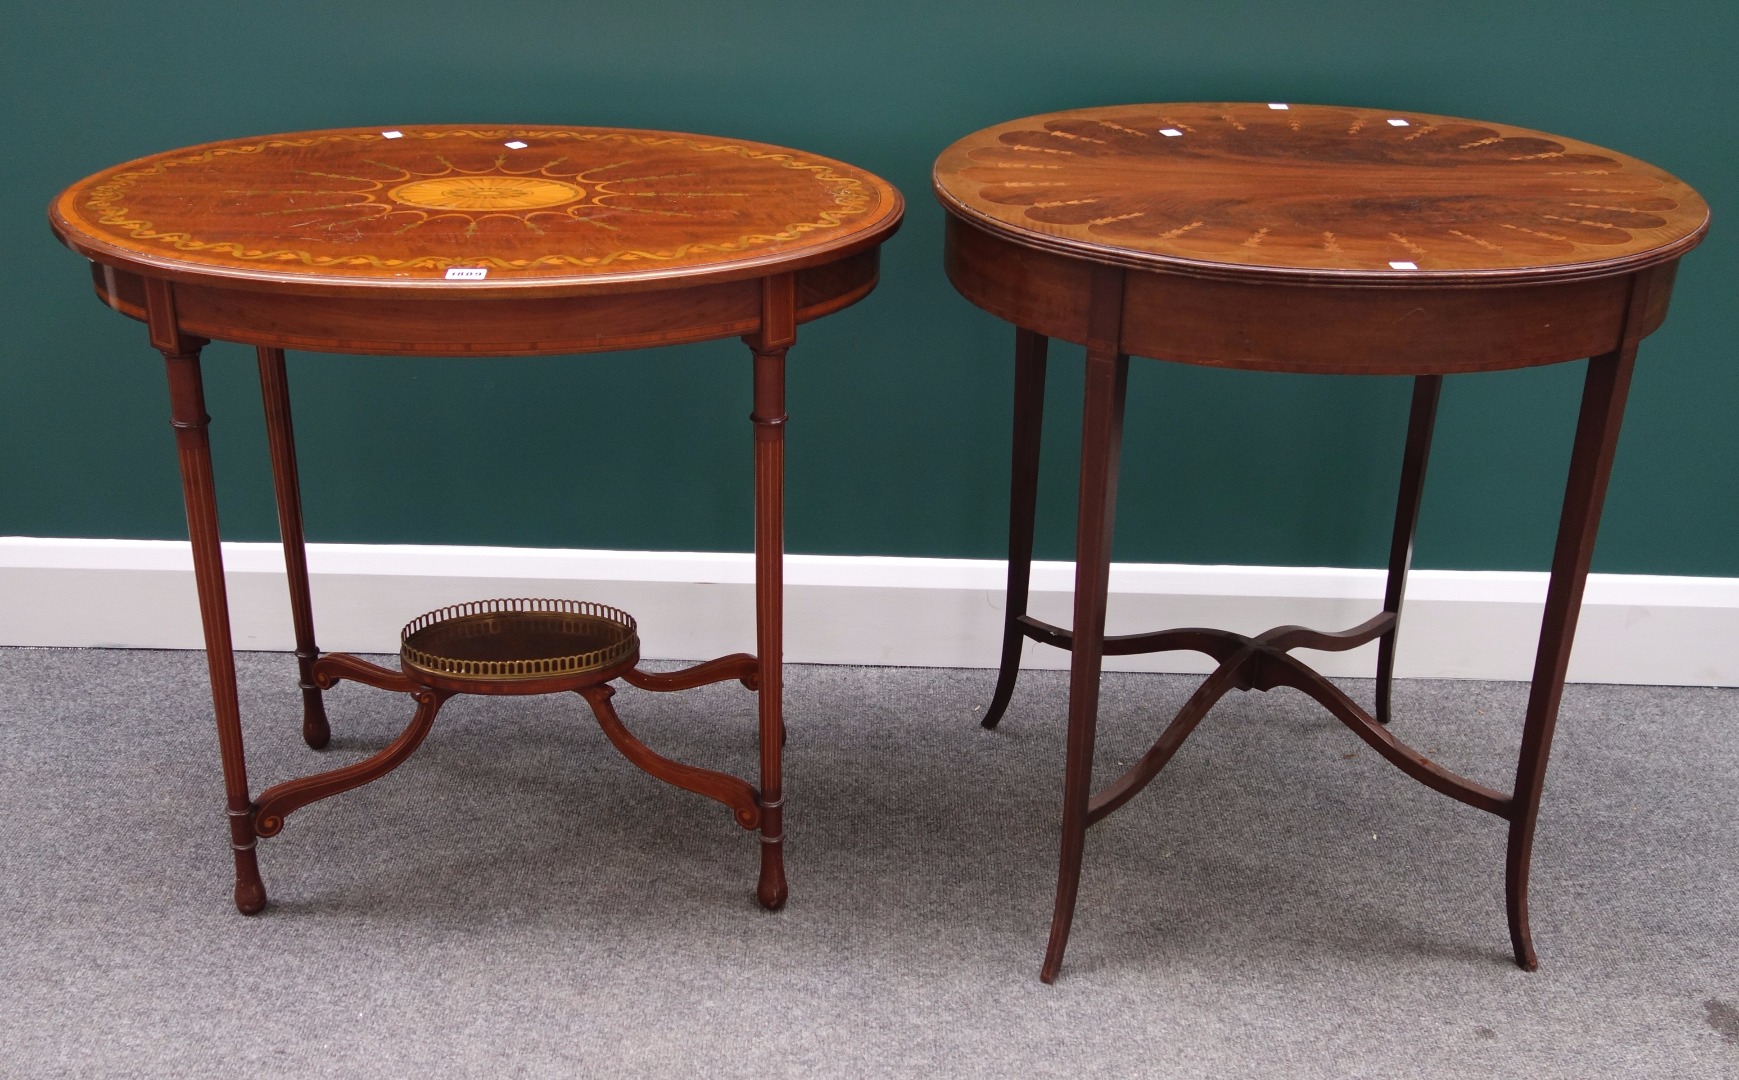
[1506,341,1638,970]
[1042,266,1129,983]
[256,346,330,750]
[983,327,1049,730]
[1375,374,1442,725]
[151,311,266,914]
[748,274,794,911]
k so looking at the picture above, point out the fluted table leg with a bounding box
[748,273,795,912]
[257,346,330,750]
[148,280,265,914]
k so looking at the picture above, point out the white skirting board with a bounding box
[2,537,1736,685]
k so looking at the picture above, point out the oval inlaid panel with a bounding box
[934,103,1708,283]
[51,126,903,291]
[388,176,588,212]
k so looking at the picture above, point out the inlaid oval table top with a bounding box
[934,102,1708,284]
[51,124,904,297]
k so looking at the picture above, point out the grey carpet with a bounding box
[1,647,1735,1078]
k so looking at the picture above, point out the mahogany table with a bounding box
[50,125,902,914]
[934,102,1708,981]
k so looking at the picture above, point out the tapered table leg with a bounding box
[158,331,267,915]
[748,274,794,911]
[1043,267,1129,983]
[1375,374,1442,725]
[983,327,1049,730]
[1506,342,1638,970]
[257,346,330,750]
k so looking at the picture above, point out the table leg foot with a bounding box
[983,664,1021,731]
[757,833,787,911]
[232,847,267,915]
[1040,825,1086,984]
[1506,830,1539,970]
[301,692,331,750]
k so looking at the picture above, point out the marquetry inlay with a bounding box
[934,103,1708,280]
[52,126,902,284]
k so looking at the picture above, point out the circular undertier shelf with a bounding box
[401,599,638,686]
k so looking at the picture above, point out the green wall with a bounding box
[3,0,1732,574]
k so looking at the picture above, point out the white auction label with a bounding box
[1387,118,1410,127]
[381,130,404,139]
[504,140,528,149]
[444,268,488,280]
[1159,128,1183,137]
[1267,103,1289,110]
[1388,261,1419,270]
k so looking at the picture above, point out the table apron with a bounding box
[90,249,878,356]
[944,215,1677,375]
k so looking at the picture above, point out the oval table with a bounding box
[50,124,903,915]
[934,102,1708,981]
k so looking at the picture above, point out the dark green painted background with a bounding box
[3,1,1732,573]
